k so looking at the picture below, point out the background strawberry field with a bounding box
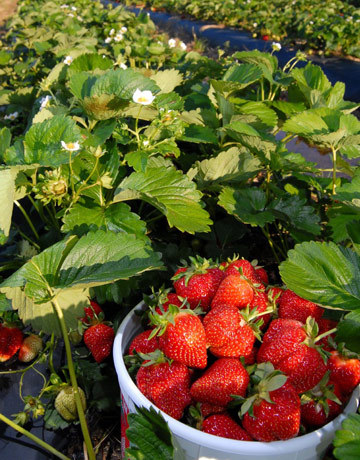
[0,0,360,458]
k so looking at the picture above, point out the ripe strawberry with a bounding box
[250,290,271,329]
[203,305,256,359]
[257,318,328,392]
[18,334,43,363]
[278,289,324,324]
[156,310,207,369]
[155,292,184,315]
[190,358,249,406]
[197,402,227,418]
[211,275,254,310]
[300,375,343,427]
[262,35,269,41]
[328,350,360,395]
[0,323,23,362]
[84,323,114,363]
[242,381,300,441]
[224,258,264,287]
[136,351,191,420]
[128,329,159,355]
[172,257,224,311]
[80,300,103,324]
[254,266,269,285]
[202,414,252,440]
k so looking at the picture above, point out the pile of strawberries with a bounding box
[125,256,360,442]
[0,322,43,364]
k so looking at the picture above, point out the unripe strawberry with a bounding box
[55,386,86,421]
[18,334,43,363]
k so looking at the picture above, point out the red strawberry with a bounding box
[198,402,227,418]
[136,352,192,420]
[155,292,183,315]
[254,266,269,285]
[242,381,300,441]
[84,323,115,363]
[190,358,249,406]
[300,375,343,427]
[257,318,328,392]
[172,257,225,311]
[0,323,23,362]
[224,258,264,287]
[150,306,207,369]
[80,300,103,324]
[18,334,43,363]
[250,290,271,329]
[211,275,254,310]
[278,289,324,324]
[262,35,269,41]
[128,330,159,355]
[328,350,360,395]
[203,305,256,359]
[202,414,252,440]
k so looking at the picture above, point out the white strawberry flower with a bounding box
[68,13,74,18]
[120,26,127,33]
[40,95,53,109]
[120,63,127,69]
[60,4,69,8]
[143,140,149,146]
[180,41,187,51]
[114,33,124,42]
[168,38,176,48]
[109,28,115,36]
[309,21,314,25]
[253,22,258,27]
[71,6,77,11]
[63,55,73,65]
[132,88,155,105]
[271,42,282,51]
[61,141,81,152]
[4,112,19,121]
[105,37,112,44]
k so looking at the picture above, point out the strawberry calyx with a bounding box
[236,363,288,418]
[238,304,275,341]
[300,372,342,418]
[148,302,196,339]
[138,349,172,367]
[302,317,336,362]
[171,256,218,286]
[328,339,360,360]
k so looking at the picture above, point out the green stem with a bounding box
[12,224,41,250]
[134,106,143,145]
[68,151,76,200]
[51,297,95,460]
[0,413,70,460]
[261,226,282,264]
[14,200,40,241]
[331,146,337,195]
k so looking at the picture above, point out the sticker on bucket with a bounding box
[121,393,130,458]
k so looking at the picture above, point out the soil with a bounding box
[0,0,18,29]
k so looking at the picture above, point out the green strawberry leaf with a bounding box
[187,147,261,189]
[334,414,360,460]
[0,168,17,243]
[24,115,82,167]
[126,406,185,460]
[62,200,147,239]
[0,230,163,300]
[218,187,275,227]
[0,292,12,312]
[336,310,360,353]
[180,125,218,144]
[0,286,89,337]
[0,127,11,159]
[279,241,360,310]
[114,165,212,234]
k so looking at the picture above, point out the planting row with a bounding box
[119,0,360,58]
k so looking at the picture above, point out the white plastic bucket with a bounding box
[113,301,360,460]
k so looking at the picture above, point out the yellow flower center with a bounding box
[66,142,75,149]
